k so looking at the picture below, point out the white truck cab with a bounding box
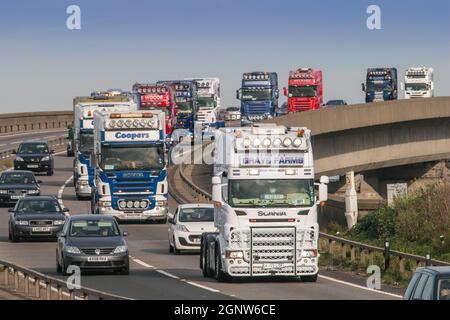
[402,67,434,99]
[200,124,328,282]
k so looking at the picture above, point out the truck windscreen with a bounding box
[100,146,165,171]
[366,83,392,92]
[176,100,193,113]
[197,97,215,109]
[405,83,429,91]
[288,86,317,98]
[79,133,94,155]
[228,179,314,208]
[241,89,271,101]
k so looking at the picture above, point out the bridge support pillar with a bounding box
[344,171,358,229]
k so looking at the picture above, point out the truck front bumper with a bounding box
[223,257,319,277]
[75,182,92,197]
[98,206,168,222]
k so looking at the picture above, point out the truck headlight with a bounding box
[113,245,128,254]
[225,250,244,259]
[65,246,81,254]
[77,180,89,186]
[299,250,318,258]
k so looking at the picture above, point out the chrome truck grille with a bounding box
[250,227,296,275]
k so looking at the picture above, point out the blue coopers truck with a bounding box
[91,110,168,223]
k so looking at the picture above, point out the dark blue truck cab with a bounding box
[362,68,398,103]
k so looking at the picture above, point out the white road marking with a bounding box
[318,275,403,298]
[131,257,222,293]
[58,175,74,208]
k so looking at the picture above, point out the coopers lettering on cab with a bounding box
[114,132,150,139]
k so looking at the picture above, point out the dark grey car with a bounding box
[13,141,55,176]
[8,196,68,242]
[0,171,42,206]
[56,215,129,275]
[404,267,450,300]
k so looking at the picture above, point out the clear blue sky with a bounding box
[0,0,449,112]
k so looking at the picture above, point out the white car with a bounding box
[168,204,216,254]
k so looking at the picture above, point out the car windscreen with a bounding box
[18,143,49,154]
[69,220,120,237]
[179,207,214,222]
[16,200,61,214]
[0,173,36,185]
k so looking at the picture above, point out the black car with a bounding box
[8,196,68,242]
[324,99,348,107]
[403,267,450,300]
[0,171,41,206]
[13,141,55,176]
[56,215,130,275]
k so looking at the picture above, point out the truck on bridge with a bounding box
[91,110,168,223]
[236,72,279,123]
[362,68,398,103]
[200,124,329,282]
[402,67,434,99]
[132,83,177,136]
[157,80,198,135]
[73,94,136,200]
[185,77,225,131]
[284,68,323,113]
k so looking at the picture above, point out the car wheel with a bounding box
[169,237,174,253]
[56,252,62,274]
[61,260,68,276]
[8,228,12,241]
[300,274,318,282]
[173,237,181,255]
[10,230,18,243]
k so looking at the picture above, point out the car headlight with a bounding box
[41,156,50,161]
[113,245,128,254]
[27,189,39,195]
[64,246,81,254]
[99,201,111,207]
[175,224,189,232]
[15,156,24,162]
[53,220,65,226]
[0,190,7,194]
[15,220,29,226]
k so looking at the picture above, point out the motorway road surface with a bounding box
[0,129,67,152]
[0,155,402,300]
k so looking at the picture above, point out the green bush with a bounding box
[349,182,450,261]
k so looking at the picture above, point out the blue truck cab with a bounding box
[91,110,168,223]
[362,68,398,103]
[236,72,279,123]
[158,80,198,134]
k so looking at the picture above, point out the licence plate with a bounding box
[193,238,201,244]
[263,263,288,270]
[126,213,142,218]
[27,164,39,168]
[87,256,109,262]
[11,195,24,200]
[32,227,51,232]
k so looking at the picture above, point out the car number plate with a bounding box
[11,195,25,200]
[126,213,142,218]
[27,164,39,168]
[32,227,51,232]
[87,256,109,262]
[193,238,201,244]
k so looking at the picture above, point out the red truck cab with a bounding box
[132,83,177,135]
[284,68,323,113]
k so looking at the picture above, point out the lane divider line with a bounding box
[58,175,73,209]
[318,275,403,298]
[131,257,222,293]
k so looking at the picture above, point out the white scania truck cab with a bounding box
[200,124,329,282]
[402,67,434,99]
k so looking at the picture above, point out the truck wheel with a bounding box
[300,274,318,283]
[214,244,228,282]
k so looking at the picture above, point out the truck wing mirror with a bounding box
[361,83,366,92]
[320,176,329,184]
